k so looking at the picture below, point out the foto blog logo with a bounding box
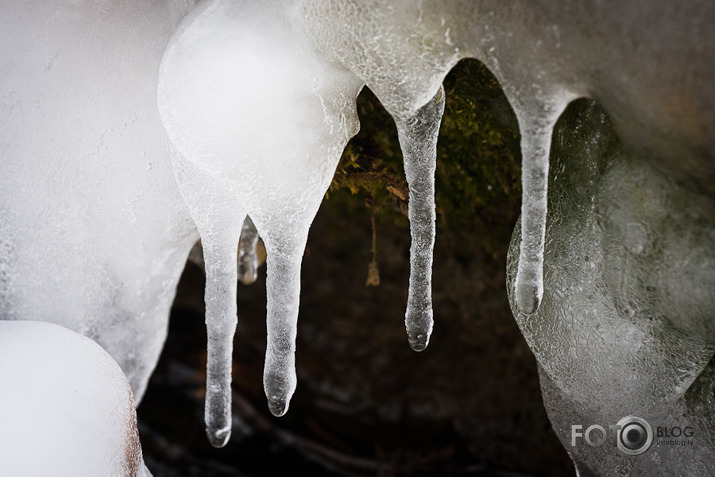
[571,416,654,455]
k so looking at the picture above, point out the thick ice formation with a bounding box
[299,1,579,318]
[158,0,453,441]
[164,0,714,442]
[2,0,713,468]
[0,321,151,477]
[157,0,365,443]
[0,0,199,402]
[303,0,714,317]
[507,101,715,475]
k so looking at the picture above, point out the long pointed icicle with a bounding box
[513,100,566,315]
[201,232,241,447]
[394,86,446,351]
[238,216,260,285]
[262,235,306,417]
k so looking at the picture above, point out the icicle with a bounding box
[393,86,446,351]
[260,230,308,417]
[185,216,261,285]
[201,227,241,447]
[238,216,260,285]
[513,99,569,316]
[165,156,247,448]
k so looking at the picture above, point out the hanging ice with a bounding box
[158,0,364,442]
[0,321,151,477]
[162,0,715,449]
[394,87,445,351]
[158,0,456,441]
[2,0,714,469]
[296,0,578,319]
[510,98,572,315]
[507,100,715,476]
[187,215,263,285]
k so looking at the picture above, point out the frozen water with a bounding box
[301,0,461,343]
[238,216,260,285]
[507,101,715,475]
[511,99,571,315]
[159,0,449,438]
[306,0,715,315]
[0,321,151,477]
[299,2,715,474]
[0,0,199,402]
[158,0,364,439]
[299,1,579,319]
[2,0,714,466]
[187,215,263,285]
[394,87,445,351]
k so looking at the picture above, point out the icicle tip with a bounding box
[207,425,231,448]
[237,257,258,285]
[409,335,429,352]
[407,330,431,352]
[405,309,433,352]
[515,280,542,316]
[267,395,289,417]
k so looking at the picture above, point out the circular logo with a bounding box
[616,416,653,455]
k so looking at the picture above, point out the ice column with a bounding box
[260,227,310,417]
[394,86,446,351]
[176,158,246,448]
[159,0,363,442]
[511,98,571,315]
[507,100,715,476]
[203,229,242,448]
[238,216,260,285]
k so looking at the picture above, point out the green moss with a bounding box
[326,59,523,256]
[436,60,521,233]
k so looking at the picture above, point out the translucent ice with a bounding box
[159,0,715,445]
[158,0,364,441]
[238,216,260,285]
[511,99,571,315]
[507,101,715,476]
[0,321,151,477]
[394,87,446,351]
[304,0,715,318]
[3,0,714,464]
[187,216,263,285]
[159,1,449,439]
[300,1,576,316]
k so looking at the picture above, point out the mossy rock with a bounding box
[328,59,522,257]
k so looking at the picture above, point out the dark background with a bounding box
[137,60,575,477]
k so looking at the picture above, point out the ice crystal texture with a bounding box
[1,1,713,471]
[508,101,715,475]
